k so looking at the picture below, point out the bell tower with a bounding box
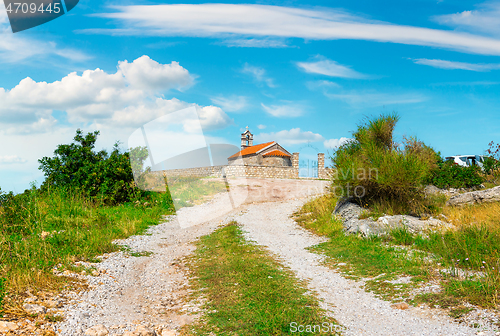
[241,126,253,149]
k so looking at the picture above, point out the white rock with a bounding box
[135,325,156,336]
[122,332,139,336]
[161,329,176,336]
[85,324,109,336]
[0,321,18,332]
[23,303,46,315]
[44,298,62,308]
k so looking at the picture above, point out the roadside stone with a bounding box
[23,303,47,315]
[160,329,176,336]
[0,321,19,332]
[40,231,51,240]
[135,324,156,336]
[85,324,109,336]
[333,198,452,236]
[23,296,37,304]
[122,332,139,336]
[44,299,62,308]
[447,185,500,206]
[391,302,410,310]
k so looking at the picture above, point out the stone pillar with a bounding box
[292,152,299,178]
[317,153,325,179]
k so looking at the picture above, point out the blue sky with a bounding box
[1,0,500,192]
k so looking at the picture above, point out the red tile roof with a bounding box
[262,150,291,157]
[228,141,275,159]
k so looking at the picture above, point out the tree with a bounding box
[38,129,139,204]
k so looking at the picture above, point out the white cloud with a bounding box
[0,56,231,133]
[257,124,266,129]
[91,4,500,55]
[324,137,352,149]
[434,2,500,38]
[411,58,500,71]
[324,91,426,108]
[211,95,247,112]
[118,56,195,91]
[242,63,275,88]
[261,102,305,117]
[0,155,27,164]
[297,56,366,78]
[306,80,342,91]
[256,128,324,146]
[221,37,288,48]
[0,7,89,63]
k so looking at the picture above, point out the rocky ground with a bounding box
[1,178,499,335]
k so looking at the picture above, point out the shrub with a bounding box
[427,161,484,189]
[38,129,145,204]
[332,113,439,215]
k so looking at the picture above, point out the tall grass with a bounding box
[0,186,173,311]
[332,114,440,215]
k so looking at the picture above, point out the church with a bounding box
[227,127,294,167]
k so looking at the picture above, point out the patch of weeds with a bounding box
[185,222,341,335]
[449,307,474,319]
[411,291,474,319]
[45,314,64,322]
[119,245,154,257]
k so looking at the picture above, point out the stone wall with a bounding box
[147,152,330,180]
[154,164,298,179]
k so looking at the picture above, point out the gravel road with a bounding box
[54,178,499,336]
[235,199,499,336]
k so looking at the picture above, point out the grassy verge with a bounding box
[183,222,341,335]
[293,194,500,317]
[0,177,226,317]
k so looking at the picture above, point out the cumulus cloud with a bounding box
[257,124,266,129]
[211,95,247,112]
[411,58,500,71]
[242,63,275,88]
[0,155,27,164]
[324,137,352,149]
[256,128,324,146]
[119,56,194,91]
[0,56,232,133]
[297,56,366,78]
[90,4,500,56]
[261,102,305,117]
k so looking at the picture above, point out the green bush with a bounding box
[332,113,439,215]
[38,129,145,205]
[427,161,484,189]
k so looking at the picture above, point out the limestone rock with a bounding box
[447,185,500,206]
[40,231,51,240]
[333,198,452,236]
[23,303,47,315]
[44,298,62,308]
[85,324,109,336]
[135,325,156,336]
[122,332,139,336]
[161,330,176,336]
[0,321,19,332]
[391,302,410,310]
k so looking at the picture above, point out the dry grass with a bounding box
[443,202,500,232]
